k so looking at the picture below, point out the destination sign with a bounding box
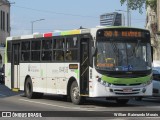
[97,29,150,38]
[104,31,142,37]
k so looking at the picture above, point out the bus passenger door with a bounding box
[80,37,90,95]
[11,43,20,89]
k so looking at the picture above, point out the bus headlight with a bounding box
[97,78,111,87]
[103,81,111,87]
[142,88,146,93]
[103,81,106,85]
[98,78,101,82]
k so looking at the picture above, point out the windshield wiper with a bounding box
[135,40,141,54]
[130,40,141,57]
[109,40,119,57]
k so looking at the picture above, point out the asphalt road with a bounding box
[0,83,160,120]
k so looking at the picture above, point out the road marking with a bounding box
[0,93,7,97]
[19,99,94,111]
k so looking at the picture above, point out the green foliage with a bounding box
[120,0,157,13]
[146,0,157,11]
[120,0,146,13]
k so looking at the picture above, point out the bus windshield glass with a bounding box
[96,28,152,72]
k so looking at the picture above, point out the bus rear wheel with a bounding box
[25,77,34,99]
[25,77,43,99]
[70,81,83,105]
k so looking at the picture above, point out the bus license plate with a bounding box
[123,88,132,92]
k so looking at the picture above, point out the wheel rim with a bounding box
[72,87,79,100]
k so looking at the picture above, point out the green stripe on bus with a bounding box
[101,75,151,85]
[41,69,44,76]
[74,69,79,79]
[61,31,70,36]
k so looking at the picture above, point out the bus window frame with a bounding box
[7,34,85,64]
[31,38,42,62]
[53,36,65,62]
[65,35,79,62]
[21,40,31,62]
[7,40,12,63]
[41,37,53,62]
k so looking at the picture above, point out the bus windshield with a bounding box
[96,38,152,72]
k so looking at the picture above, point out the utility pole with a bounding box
[31,19,45,34]
[127,0,130,26]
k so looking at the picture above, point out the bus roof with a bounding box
[6,29,91,41]
[6,26,148,41]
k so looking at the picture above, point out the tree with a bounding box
[120,0,160,60]
[146,0,157,12]
[120,0,157,13]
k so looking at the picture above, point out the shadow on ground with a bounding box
[39,94,160,108]
[0,84,23,98]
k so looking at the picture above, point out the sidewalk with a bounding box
[0,84,22,98]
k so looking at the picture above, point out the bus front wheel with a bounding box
[70,81,83,105]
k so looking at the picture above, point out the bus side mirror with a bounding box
[92,47,96,57]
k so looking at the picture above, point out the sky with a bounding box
[9,0,146,36]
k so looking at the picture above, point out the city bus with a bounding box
[5,26,152,105]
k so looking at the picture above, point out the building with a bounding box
[100,12,123,26]
[146,0,160,60]
[0,0,10,67]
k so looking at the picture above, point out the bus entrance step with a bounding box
[12,88,19,92]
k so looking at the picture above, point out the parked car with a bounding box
[135,61,160,100]
[152,67,160,97]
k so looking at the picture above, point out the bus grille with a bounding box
[115,92,139,95]
[113,89,140,95]
[112,83,141,86]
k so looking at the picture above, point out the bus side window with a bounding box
[7,41,12,62]
[42,39,52,61]
[31,40,41,61]
[42,51,52,61]
[66,51,72,61]
[65,37,78,61]
[56,51,64,61]
[21,41,30,62]
[54,38,65,61]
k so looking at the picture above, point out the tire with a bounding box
[25,77,37,99]
[116,99,129,105]
[70,81,83,105]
